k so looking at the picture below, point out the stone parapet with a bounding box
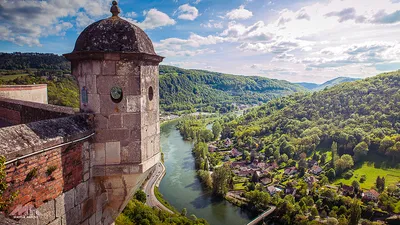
[0,97,76,126]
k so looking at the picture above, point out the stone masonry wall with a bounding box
[0,85,48,104]
[0,98,75,126]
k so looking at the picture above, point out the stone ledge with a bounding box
[91,152,160,177]
[0,114,94,162]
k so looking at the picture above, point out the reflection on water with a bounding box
[159,121,253,225]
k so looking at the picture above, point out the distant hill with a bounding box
[295,82,319,90]
[0,52,70,71]
[297,77,361,91]
[0,52,306,112]
[159,65,306,112]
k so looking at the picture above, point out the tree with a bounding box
[281,153,289,162]
[327,168,336,181]
[181,208,187,217]
[352,180,360,192]
[212,122,222,140]
[245,190,271,212]
[320,153,327,165]
[311,207,319,219]
[334,154,354,174]
[353,142,369,162]
[331,142,338,168]
[212,164,231,196]
[349,199,361,225]
[134,190,147,203]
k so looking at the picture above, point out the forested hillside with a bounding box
[0,53,70,70]
[224,71,400,165]
[0,52,306,112]
[159,65,305,112]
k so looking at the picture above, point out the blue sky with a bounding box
[0,0,400,83]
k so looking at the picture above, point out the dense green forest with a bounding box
[159,65,305,112]
[0,52,306,113]
[223,71,400,166]
[0,53,70,71]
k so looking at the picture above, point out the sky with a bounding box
[0,0,400,83]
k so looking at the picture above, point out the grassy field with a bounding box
[233,182,246,191]
[0,74,28,81]
[334,153,400,190]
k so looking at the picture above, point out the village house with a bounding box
[362,189,380,202]
[231,148,242,158]
[284,166,298,175]
[308,159,318,168]
[341,184,355,196]
[285,187,296,195]
[310,165,323,175]
[223,155,230,161]
[304,176,318,186]
[260,177,272,185]
[267,186,282,195]
[225,138,232,147]
[231,161,247,168]
[208,144,218,152]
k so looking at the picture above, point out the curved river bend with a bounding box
[159,121,253,225]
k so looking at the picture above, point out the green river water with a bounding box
[159,121,254,225]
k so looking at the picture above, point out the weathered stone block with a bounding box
[55,194,65,218]
[92,143,105,166]
[94,114,108,129]
[81,197,95,221]
[37,199,56,225]
[96,76,128,95]
[86,75,97,94]
[64,188,75,212]
[103,177,124,189]
[108,114,122,129]
[92,61,101,75]
[86,94,100,114]
[95,129,129,143]
[102,61,116,75]
[88,213,96,225]
[121,141,141,163]
[75,182,88,205]
[116,61,139,76]
[65,205,81,225]
[105,141,121,165]
[122,113,140,128]
[82,61,93,76]
[71,62,81,77]
[130,127,141,141]
[99,94,127,116]
[126,95,141,113]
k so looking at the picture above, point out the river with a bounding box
[159,121,253,225]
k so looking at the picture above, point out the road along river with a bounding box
[159,121,254,225]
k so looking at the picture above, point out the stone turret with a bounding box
[64,1,163,224]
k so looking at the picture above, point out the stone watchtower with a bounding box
[64,1,163,223]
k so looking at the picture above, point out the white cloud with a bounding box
[193,0,202,5]
[137,9,176,30]
[0,0,110,46]
[201,20,224,29]
[226,5,253,20]
[125,12,138,18]
[176,4,199,21]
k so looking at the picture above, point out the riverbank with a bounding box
[159,121,253,225]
